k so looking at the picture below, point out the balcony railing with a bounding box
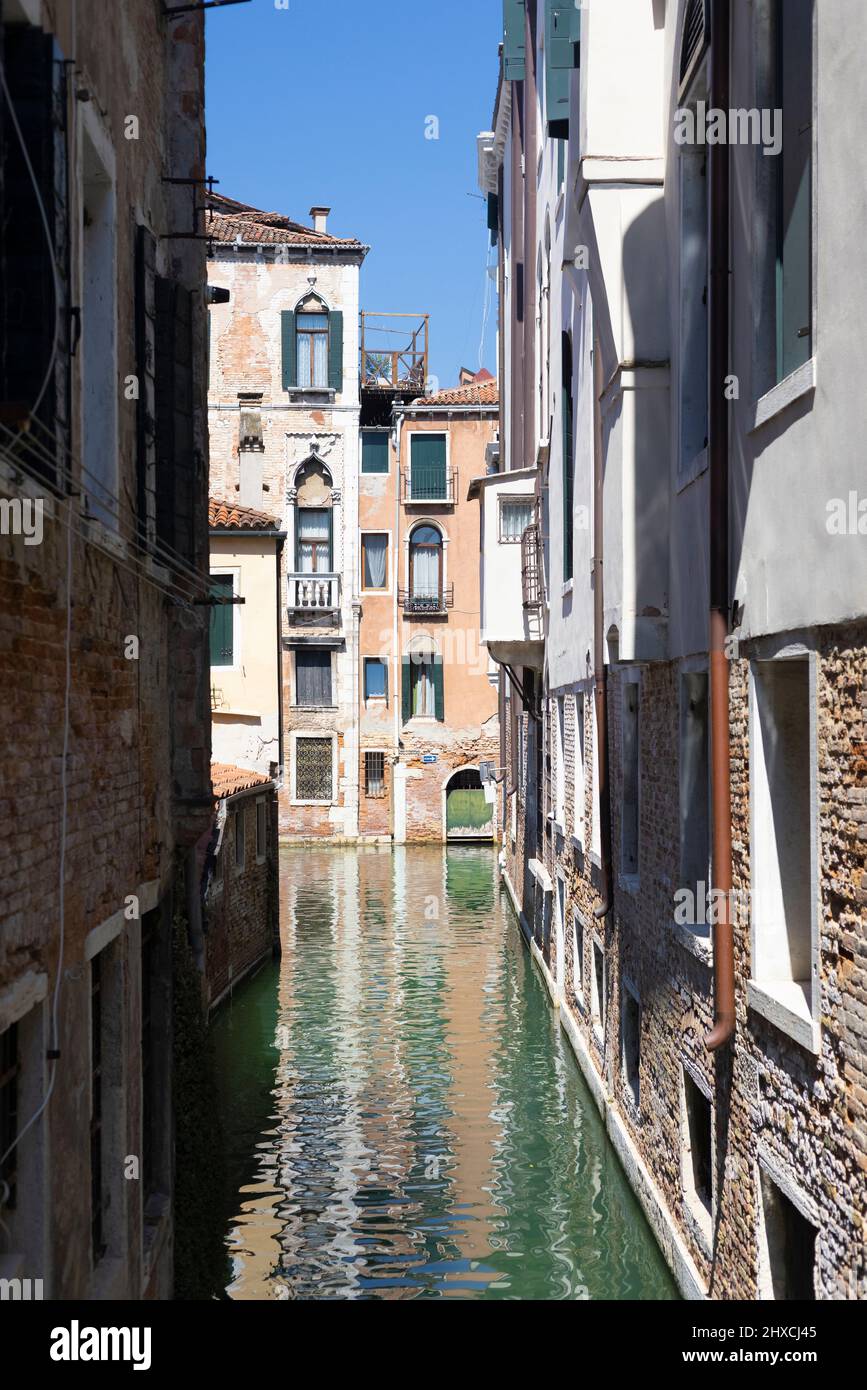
[521,524,543,610]
[400,467,456,504]
[360,312,429,394]
[287,572,341,611]
[397,584,454,616]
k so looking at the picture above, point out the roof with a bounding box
[206,191,367,253]
[209,497,279,531]
[412,379,499,407]
[211,763,273,800]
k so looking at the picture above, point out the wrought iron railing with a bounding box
[397,584,454,615]
[400,467,456,504]
[287,572,341,611]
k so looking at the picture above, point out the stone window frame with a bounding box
[572,908,587,1014]
[755,1147,820,1301]
[290,731,337,807]
[746,637,820,1054]
[680,1058,715,1257]
[620,974,642,1116]
[590,930,606,1049]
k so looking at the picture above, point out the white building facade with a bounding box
[478,0,867,1300]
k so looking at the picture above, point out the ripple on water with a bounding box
[211,846,679,1301]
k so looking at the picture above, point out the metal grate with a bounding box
[296,737,333,802]
[521,522,543,609]
[364,751,387,798]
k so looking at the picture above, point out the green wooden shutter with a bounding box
[362,431,389,474]
[503,0,526,81]
[546,1,580,139]
[562,332,574,582]
[281,310,296,389]
[328,310,344,392]
[401,657,412,724]
[410,433,447,500]
[210,576,233,666]
[433,656,444,723]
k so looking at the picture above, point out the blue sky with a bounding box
[205,0,502,389]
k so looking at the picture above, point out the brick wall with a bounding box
[204,787,278,1008]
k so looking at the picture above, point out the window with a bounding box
[771,0,814,384]
[361,533,388,590]
[140,908,160,1201]
[621,984,641,1109]
[90,952,105,1263]
[295,737,333,802]
[590,693,602,859]
[679,672,710,909]
[409,525,443,608]
[758,1168,816,1300]
[281,299,343,393]
[297,508,332,574]
[750,656,813,1005]
[82,117,118,530]
[295,649,332,707]
[409,434,448,500]
[572,912,584,1003]
[499,495,534,543]
[591,937,605,1040]
[622,677,639,877]
[553,697,566,826]
[562,333,574,580]
[679,120,709,474]
[573,693,586,845]
[297,310,329,388]
[233,807,245,871]
[364,751,387,798]
[361,431,389,474]
[682,1068,713,1225]
[402,648,444,723]
[364,657,388,701]
[256,798,267,864]
[0,1022,19,1211]
[209,573,235,667]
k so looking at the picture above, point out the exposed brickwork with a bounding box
[204,785,279,1008]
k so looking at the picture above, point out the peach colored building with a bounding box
[357,375,500,843]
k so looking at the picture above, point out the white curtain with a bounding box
[411,658,436,717]
[411,544,440,597]
[298,509,330,573]
[363,535,387,589]
[501,499,532,541]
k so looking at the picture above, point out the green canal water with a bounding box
[211,845,678,1301]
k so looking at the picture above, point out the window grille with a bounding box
[364,751,387,798]
[296,737,333,802]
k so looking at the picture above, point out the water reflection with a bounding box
[211,846,678,1300]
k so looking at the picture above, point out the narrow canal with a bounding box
[212,846,678,1300]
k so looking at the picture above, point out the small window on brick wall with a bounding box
[256,798,267,863]
[682,1067,713,1233]
[233,807,245,871]
[621,677,640,877]
[621,984,641,1109]
[364,751,387,798]
[591,937,605,1040]
[573,912,584,1004]
[758,1167,816,1301]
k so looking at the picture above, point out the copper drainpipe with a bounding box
[705,0,735,1050]
[592,332,613,921]
[522,0,538,470]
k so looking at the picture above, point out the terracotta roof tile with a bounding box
[211,763,273,800]
[413,379,499,407]
[209,497,278,531]
[206,192,366,252]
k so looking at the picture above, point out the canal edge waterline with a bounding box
[499,864,706,1303]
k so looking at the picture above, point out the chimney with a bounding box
[310,205,331,235]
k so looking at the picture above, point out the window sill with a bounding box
[83,513,126,558]
[570,833,586,855]
[618,872,640,896]
[672,919,713,966]
[676,446,708,495]
[284,387,336,401]
[291,798,335,807]
[747,979,819,1053]
[561,579,574,596]
[293,704,337,712]
[750,358,816,434]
